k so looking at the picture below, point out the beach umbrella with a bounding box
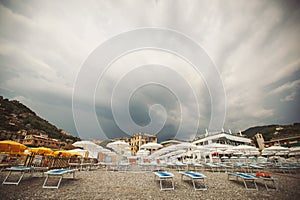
[53,150,72,157]
[231,145,257,151]
[175,143,197,150]
[136,149,150,157]
[263,145,288,151]
[261,151,275,156]
[140,142,163,150]
[289,147,300,156]
[106,140,129,154]
[205,143,232,151]
[0,140,27,154]
[262,145,289,156]
[67,148,87,157]
[73,141,102,158]
[29,147,53,155]
[223,149,235,154]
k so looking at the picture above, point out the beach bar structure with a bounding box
[193,131,252,146]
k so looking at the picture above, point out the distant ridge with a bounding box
[242,123,300,141]
[0,96,80,142]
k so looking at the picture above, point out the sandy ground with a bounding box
[0,167,300,200]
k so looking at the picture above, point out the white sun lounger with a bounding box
[2,166,32,185]
[227,172,258,190]
[43,169,75,189]
[154,171,175,191]
[180,171,207,191]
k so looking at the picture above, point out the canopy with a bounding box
[0,140,27,154]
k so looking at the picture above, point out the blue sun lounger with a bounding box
[254,175,278,191]
[180,171,207,191]
[43,169,75,189]
[227,172,258,190]
[2,166,32,185]
[154,171,174,190]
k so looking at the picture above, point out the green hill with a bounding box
[0,96,80,142]
[242,123,300,141]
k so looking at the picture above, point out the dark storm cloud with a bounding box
[0,0,299,140]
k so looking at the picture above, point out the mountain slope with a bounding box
[242,123,300,141]
[0,96,80,142]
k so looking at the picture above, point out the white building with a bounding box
[193,132,252,146]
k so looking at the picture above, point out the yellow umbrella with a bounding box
[29,147,53,155]
[53,150,72,157]
[0,140,27,154]
[69,152,82,157]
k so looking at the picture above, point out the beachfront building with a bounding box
[255,133,265,150]
[129,132,157,155]
[22,133,64,149]
[193,131,252,146]
[264,135,300,148]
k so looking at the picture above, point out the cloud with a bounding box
[0,1,299,141]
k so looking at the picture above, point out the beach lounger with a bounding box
[43,169,75,189]
[2,166,32,185]
[227,172,258,190]
[254,173,278,191]
[180,171,207,191]
[154,171,175,191]
[203,163,220,172]
[118,163,130,172]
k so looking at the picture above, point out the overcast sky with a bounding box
[0,0,299,142]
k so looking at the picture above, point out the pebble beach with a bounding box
[1,167,299,200]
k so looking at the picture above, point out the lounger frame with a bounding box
[227,172,258,190]
[2,166,32,185]
[154,172,175,191]
[180,171,207,191]
[257,176,278,191]
[43,169,75,189]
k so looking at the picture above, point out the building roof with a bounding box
[132,132,156,138]
[160,139,186,145]
[193,133,251,144]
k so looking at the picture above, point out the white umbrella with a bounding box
[223,149,235,154]
[136,149,150,157]
[262,145,289,156]
[140,142,163,150]
[231,145,257,151]
[107,140,129,154]
[73,141,98,148]
[67,149,88,157]
[72,141,101,158]
[263,145,288,151]
[174,143,197,150]
[289,147,300,156]
[205,143,232,151]
[290,146,300,152]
